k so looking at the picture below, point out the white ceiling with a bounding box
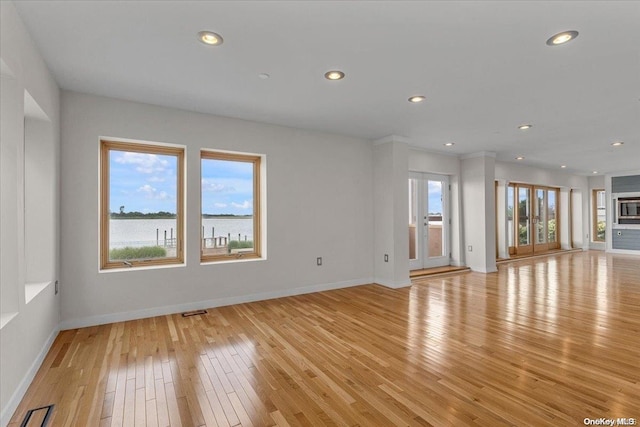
[13,0,640,175]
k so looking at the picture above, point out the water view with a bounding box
[109,218,253,248]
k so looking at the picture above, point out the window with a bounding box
[592,189,606,242]
[201,150,262,262]
[100,140,184,269]
[596,190,606,209]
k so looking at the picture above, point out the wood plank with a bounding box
[7,251,640,426]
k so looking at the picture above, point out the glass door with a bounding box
[534,187,549,252]
[509,184,560,256]
[516,185,533,255]
[409,173,450,270]
[548,189,558,245]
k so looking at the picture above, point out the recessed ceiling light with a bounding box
[518,124,532,130]
[592,171,598,174]
[444,142,455,147]
[258,73,270,80]
[561,165,567,168]
[546,30,579,46]
[198,31,223,46]
[611,141,624,147]
[516,156,525,160]
[408,95,426,103]
[324,70,345,80]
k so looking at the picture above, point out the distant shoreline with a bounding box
[202,215,252,219]
[110,215,252,220]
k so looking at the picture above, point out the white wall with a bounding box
[373,140,410,288]
[408,148,464,266]
[373,143,396,285]
[0,74,22,319]
[0,2,60,424]
[24,117,56,282]
[461,153,497,273]
[59,91,374,327]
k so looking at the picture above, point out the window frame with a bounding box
[100,139,185,270]
[592,188,606,243]
[200,150,262,263]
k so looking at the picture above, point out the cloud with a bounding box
[137,184,169,200]
[201,178,236,193]
[114,152,170,174]
[428,181,442,193]
[231,200,252,209]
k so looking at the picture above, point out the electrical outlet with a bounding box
[317,257,322,266]
[55,280,59,295]
[384,254,389,262]
[468,245,473,252]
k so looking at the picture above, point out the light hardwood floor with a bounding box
[9,251,640,426]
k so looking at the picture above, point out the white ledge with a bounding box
[25,281,51,304]
[99,262,186,274]
[200,256,265,266]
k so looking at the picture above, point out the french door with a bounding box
[409,173,450,270]
[508,183,559,255]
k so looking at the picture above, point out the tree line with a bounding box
[110,211,252,219]
[110,211,176,219]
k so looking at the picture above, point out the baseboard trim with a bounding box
[606,248,640,255]
[1,325,60,427]
[59,278,373,330]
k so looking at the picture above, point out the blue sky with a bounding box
[109,151,177,213]
[109,151,254,215]
[201,158,254,215]
[410,179,443,218]
[428,180,442,215]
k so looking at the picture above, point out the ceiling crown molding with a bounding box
[373,135,410,146]
[460,151,497,160]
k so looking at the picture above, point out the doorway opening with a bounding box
[409,173,450,270]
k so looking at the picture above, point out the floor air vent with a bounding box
[181,309,208,317]
[20,404,54,427]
